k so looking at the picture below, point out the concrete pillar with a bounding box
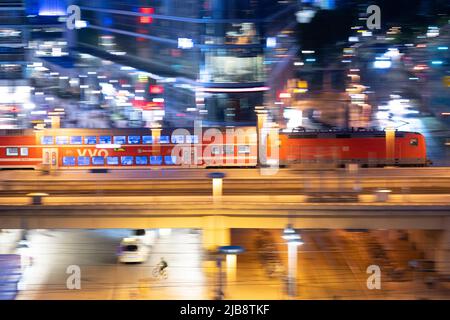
[436,219,450,276]
[212,177,223,198]
[208,172,225,203]
[202,216,230,251]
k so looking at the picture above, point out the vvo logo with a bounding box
[66,5,87,30]
[77,149,109,157]
[362,5,381,30]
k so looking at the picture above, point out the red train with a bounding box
[0,127,428,170]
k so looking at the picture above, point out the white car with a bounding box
[117,238,149,264]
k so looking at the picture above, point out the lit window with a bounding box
[78,156,90,166]
[70,136,82,145]
[238,145,251,154]
[41,136,53,145]
[159,136,169,144]
[121,156,133,165]
[136,156,148,165]
[92,156,104,165]
[143,136,153,144]
[164,156,177,165]
[113,136,126,144]
[128,136,141,144]
[150,156,162,165]
[171,135,185,144]
[186,135,199,144]
[211,146,223,155]
[63,156,75,166]
[107,156,119,165]
[20,148,28,156]
[56,136,69,145]
[85,136,97,144]
[6,147,18,156]
[225,145,235,155]
[99,136,112,144]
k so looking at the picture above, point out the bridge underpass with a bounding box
[1,199,450,275]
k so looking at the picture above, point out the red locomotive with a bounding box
[0,127,428,170]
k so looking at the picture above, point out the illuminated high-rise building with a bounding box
[70,0,301,125]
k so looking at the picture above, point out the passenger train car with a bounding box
[0,127,428,170]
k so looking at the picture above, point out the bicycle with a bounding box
[152,266,168,279]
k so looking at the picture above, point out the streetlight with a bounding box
[282,225,303,298]
[216,245,245,300]
[16,232,31,271]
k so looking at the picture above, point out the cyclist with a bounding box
[159,257,168,274]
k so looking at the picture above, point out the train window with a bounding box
[171,135,185,144]
[186,135,199,144]
[121,156,133,165]
[238,145,251,154]
[20,148,28,156]
[107,157,119,165]
[128,136,141,144]
[136,156,148,165]
[78,156,90,166]
[410,138,418,146]
[113,136,126,145]
[56,136,69,145]
[150,156,162,165]
[92,156,105,165]
[159,136,169,144]
[99,136,112,144]
[85,136,97,144]
[225,145,234,155]
[6,147,18,156]
[143,136,153,144]
[211,146,223,155]
[70,136,82,145]
[41,136,53,145]
[62,156,75,166]
[164,156,177,165]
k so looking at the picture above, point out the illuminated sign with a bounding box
[266,37,277,48]
[149,85,164,94]
[139,8,154,24]
[178,38,194,49]
[77,149,109,157]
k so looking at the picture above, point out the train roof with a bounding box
[0,127,422,139]
[0,126,257,137]
[284,128,422,139]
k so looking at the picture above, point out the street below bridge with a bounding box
[1,228,448,300]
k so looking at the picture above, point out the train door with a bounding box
[42,148,58,169]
